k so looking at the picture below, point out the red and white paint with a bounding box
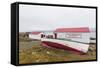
[41,38,89,54]
[29,27,90,54]
[55,27,90,43]
[29,32,42,40]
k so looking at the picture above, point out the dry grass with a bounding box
[19,33,96,64]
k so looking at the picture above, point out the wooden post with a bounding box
[54,33,57,39]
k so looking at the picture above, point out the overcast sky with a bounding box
[19,4,96,32]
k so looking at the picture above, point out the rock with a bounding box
[46,51,50,54]
[32,52,36,55]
